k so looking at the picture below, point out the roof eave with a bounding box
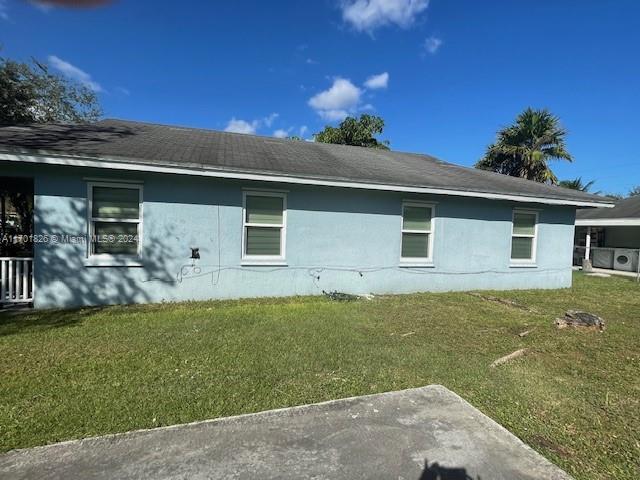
[0,150,615,209]
[575,218,640,226]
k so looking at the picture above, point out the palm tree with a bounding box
[476,108,572,184]
[558,177,598,193]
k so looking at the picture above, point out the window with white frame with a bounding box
[88,183,142,258]
[242,191,286,261]
[510,210,538,263]
[400,202,434,262]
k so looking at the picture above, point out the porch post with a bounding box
[0,195,4,258]
[585,226,592,261]
[0,194,5,236]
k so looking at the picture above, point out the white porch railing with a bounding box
[0,257,34,304]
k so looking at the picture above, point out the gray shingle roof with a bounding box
[576,195,640,219]
[0,119,612,206]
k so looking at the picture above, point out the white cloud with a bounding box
[423,35,442,54]
[364,72,389,89]
[322,109,352,121]
[0,0,9,20]
[48,55,103,92]
[273,126,309,139]
[30,1,54,13]
[341,0,429,33]
[309,78,361,110]
[263,112,279,128]
[224,112,280,135]
[308,77,362,121]
[273,129,289,138]
[224,118,258,134]
[115,86,131,96]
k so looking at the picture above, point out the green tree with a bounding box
[0,55,102,124]
[558,177,598,193]
[314,114,390,150]
[603,193,624,200]
[628,185,640,197]
[475,108,572,184]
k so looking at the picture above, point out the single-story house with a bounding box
[574,195,640,272]
[0,120,612,309]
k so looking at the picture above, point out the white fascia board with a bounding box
[0,152,615,208]
[576,218,640,226]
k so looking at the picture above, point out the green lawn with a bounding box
[1,272,639,479]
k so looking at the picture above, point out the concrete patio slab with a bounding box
[0,385,572,480]
[573,265,639,279]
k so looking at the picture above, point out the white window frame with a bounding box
[400,200,435,266]
[241,190,287,265]
[86,181,143,267]
[510,209,538,267]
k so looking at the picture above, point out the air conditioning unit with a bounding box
[613,249,639,272]
[593,249,614,269]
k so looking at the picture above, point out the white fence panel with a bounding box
[0,258,33,304]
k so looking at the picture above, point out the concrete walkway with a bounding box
[573,265,639,279]
[0,385,572,480]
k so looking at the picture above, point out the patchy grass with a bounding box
[0,272,638,479]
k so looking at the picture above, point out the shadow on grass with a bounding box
[0,306,107,337]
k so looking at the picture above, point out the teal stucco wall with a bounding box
[2,163,577,308]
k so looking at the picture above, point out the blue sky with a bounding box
[2,0,639,195]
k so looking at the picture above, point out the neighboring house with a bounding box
[575,196,640,272]
[0,120,612,309]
